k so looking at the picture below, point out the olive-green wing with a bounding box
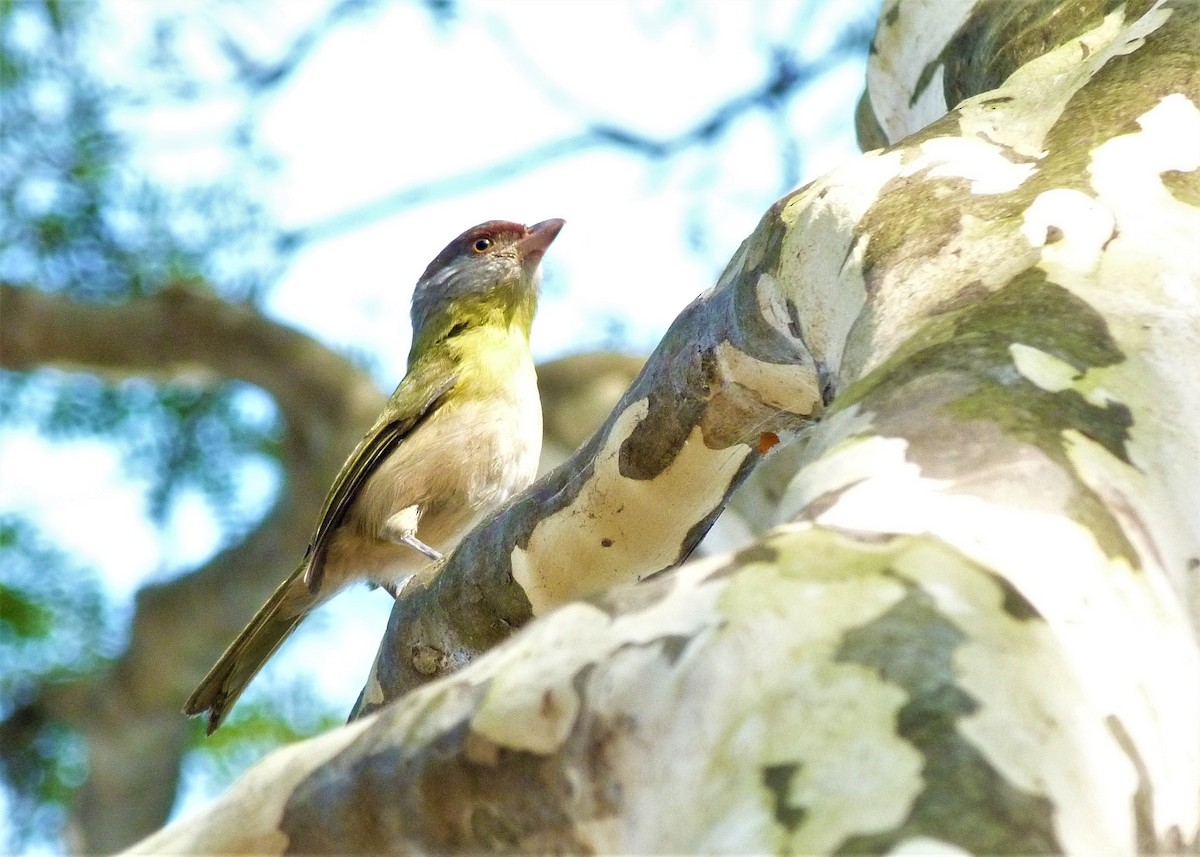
[303,355,458,592]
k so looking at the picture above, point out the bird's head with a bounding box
[410,219,565,338]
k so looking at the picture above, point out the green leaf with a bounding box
[0,584,52,640]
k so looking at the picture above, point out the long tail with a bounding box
[183,564,317,735]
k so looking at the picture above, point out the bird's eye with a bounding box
[473,238,492,253]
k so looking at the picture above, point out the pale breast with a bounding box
[332,357,542,587]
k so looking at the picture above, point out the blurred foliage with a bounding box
[0,371,283,529]
[0,0,290,846]
[0,714,88,853]
[0,516,112,852]
[0,1,281,300]
[0,518,114,704]
[0,0,286,523]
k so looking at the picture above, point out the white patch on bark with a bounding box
[1064,92,1200,642]
[860,210,1037,378]
[912,136,1037,194]
[868,0,975,142]
[1060,430,1200,841]
[1020,188,1117,276]
[777,149,901,372]
[1009,343,1118,410]
[1089,94,1200,298]
[1009,342,1080,393]
[778,432,937,531]
[713,338,822,416]
[729,560,923,853]
[1107,3,1176,60]
[885,838,972,857]
[511,400,751,613]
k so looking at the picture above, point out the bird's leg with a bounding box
[399,534,443,562]
[382,505,444,562]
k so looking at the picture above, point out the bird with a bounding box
[184,218,564,734]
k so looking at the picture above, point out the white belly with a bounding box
[342,361,543,587]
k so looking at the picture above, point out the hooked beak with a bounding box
[516,218,565,274]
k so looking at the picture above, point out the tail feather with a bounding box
[183,565,318,735]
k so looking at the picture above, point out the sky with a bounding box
[0,0,880,833]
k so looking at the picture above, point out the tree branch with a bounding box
[354,219,827,712]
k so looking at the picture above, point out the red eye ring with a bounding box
[473,238,492,253]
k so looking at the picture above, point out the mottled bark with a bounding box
[129,0,1200,852]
